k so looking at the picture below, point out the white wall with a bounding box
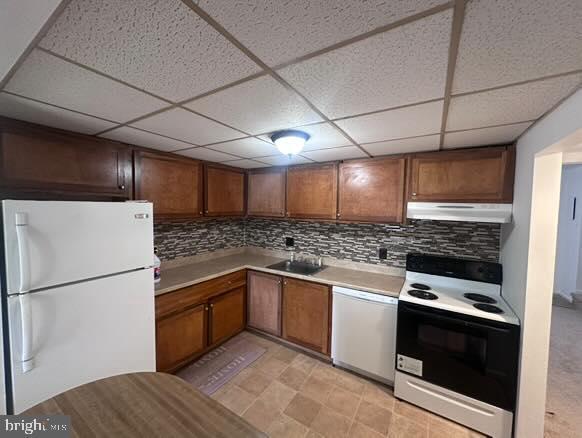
[554,165,582,298]
[500,88,582,437]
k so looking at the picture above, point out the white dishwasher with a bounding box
[331,286,398,384]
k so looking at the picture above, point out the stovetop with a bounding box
[399,272,520,325]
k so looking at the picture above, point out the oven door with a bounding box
[396,301,520,411]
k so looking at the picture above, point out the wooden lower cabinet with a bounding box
[209,287,245,345]
[156,303,207,372]
[155,271,246,372]
[282,278,331,354]
[247,271,282,336]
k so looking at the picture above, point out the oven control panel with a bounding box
[397,354,423,377]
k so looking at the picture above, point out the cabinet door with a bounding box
[247,271,282,336]
[156,303,207,372]
[0,117,130,198]
[248,168,286,217]
[209,287,246,345]
[339,157,406,223]
[205,165,245,216]
[409,146,515,203]
[135,151,203,218]
[283,278,330,354]
[286,164,338,219]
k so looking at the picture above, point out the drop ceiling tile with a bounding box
[131,108,242,146]
[259,123,352,151]
[222,159,269,169]
[303,146,367,162]
[447,74,582,131]
[258,155,312,166]
[99,126,194,152]
[278,11,452,119]
[0,92,116,135]
[196,0,449,66]
[362,135,441,156]
[444,123,532,149]
[39,0,260,101]
[174,147,238,162]
[335,100,443,144]
[453,0,582,93]
[208,137,277,158]
[5,50,167,123]
[186,76,322,134]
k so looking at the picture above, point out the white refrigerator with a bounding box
[0,200,156,414]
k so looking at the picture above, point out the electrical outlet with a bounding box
[379,248,388,260]
[285,237,295,247]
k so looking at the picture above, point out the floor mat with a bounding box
[176,335,266,395]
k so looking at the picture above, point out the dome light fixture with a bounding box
[271,130,310,156]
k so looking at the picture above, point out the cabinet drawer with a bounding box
[155,270,246,318]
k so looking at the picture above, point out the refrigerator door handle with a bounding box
[15,212,31,293]
[18,293,34,373]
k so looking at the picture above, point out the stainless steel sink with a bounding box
[266,260,326,276]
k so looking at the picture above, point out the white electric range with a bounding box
[395,254,520,438]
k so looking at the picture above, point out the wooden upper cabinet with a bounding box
[282,278,330,354]
[0,117,131,198]
[247,168,286,217]
[134,151,203,218]
[205,165,245,216]
[286,163,338,219]
[339,157,406,223]
[408,146,515,203]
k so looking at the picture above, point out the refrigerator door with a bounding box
[3,201,153,295]
[7,268,155,413]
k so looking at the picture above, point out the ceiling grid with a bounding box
[0,0,580,166]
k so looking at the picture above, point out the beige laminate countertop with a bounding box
[155,252,404,298]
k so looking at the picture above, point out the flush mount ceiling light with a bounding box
[271,130,310,156]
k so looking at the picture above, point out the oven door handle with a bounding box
[399,303,512,333]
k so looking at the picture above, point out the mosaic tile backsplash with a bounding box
[154,218,500,268]
[154,219,245,261]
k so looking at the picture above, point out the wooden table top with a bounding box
[24,372,266,438]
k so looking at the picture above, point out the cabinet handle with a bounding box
[205,306,209,311]
[337,213,341,218]
[118,184,125,190]
[210,304,214,308]
[205,210,209,214]
[199,211,203,215]
[412,192,417,196]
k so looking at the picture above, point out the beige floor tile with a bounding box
[284,393,323,427]
[237,369,273,396]
[389,413,428,438]
[335,370,366,395]
[299,375,334,404]
[394,400,430,427]
[310,406,352,438]
[259,380,298,411]
[273,346,300,364]
[348,421,385,438]
[290,353,319,375]
[278,366,310,391]
[362,382,396,410]
[268,413,310,438]
[325,386,361,419]
[242,398,282,432]
[355,400,393,435]
[311,364,339,386]
[214,385,256,415]
[255,356,289,378]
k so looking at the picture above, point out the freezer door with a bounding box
[3,201,153,294]
[7,269,155,413]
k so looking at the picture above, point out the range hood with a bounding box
[407,202,512,223]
